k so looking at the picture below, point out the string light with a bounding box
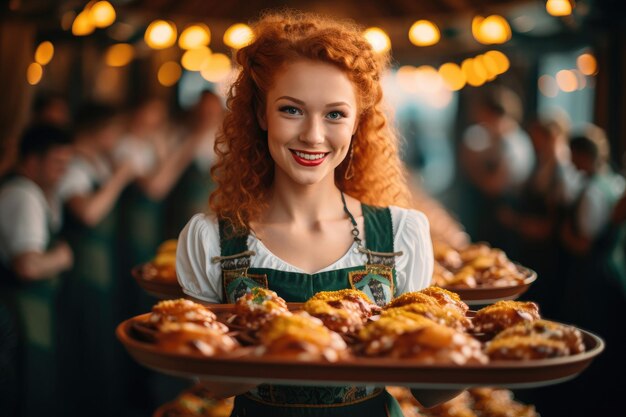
[363,27,391,54]
[408,20,440,47]
[223,23,254,49]
[144,20,177,49]
[546,0,573,17]
[27,63,43,85]
[158,61,182,86]
[179,24,211,50]
[35,41,54,65]
[90,1,116,28]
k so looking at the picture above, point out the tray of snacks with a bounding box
[133,239,185,299]
[433,242,537,305]
[117,287,603,389]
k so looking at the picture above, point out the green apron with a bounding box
[216,204,406,417]
[0,175,61,417]
[165,163,215,240]
[57,185,125,417]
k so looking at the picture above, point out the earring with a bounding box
[344,145,354,180]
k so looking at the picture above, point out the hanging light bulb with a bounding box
[27,63,43,85]
[363,27,391,54]
[158,61,182,87]
[546,0,573,17]
[200,53,232,82]
[223,23,254,49]
[438,62,466,91]
[179,24,211,49]
[577,52,597,75]
[105,43,135,67]
[35,41,54,65]
[72,10,95,36]
[472,15,512,44]
[89,1,116,28]
[408,20,440,47]
[144,20,177,49]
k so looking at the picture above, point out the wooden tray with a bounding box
[132,264,185,299]
[116,306,603,389]
[441,266,537,306]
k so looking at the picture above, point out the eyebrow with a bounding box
[275,96,352,108]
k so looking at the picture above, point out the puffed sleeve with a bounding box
[391,207,434,295]
[176,214,224,303]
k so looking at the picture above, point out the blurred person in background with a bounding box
[56,102,137,417]
[165,89,225,239]
[115,97,210,408]
[553,123,626,417]
[31,92,72,128]
[0,124,73,417]
[497,115,580,317]
[458,85,535,254]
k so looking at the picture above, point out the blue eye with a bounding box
[326,111,346,120]
[279,106,302,115]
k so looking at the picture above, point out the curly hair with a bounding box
[210,10,411,232]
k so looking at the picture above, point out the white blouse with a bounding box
[177,206,433,303]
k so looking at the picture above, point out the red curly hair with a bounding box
[210,10,411,232]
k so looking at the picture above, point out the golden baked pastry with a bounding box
[385,291,441,309]
[419,286,470,315]
[384,323,488,364]
[469,388,537,417]
[485,319,585,360]
[142,239,179,283]
[433,240,463,270]
[155,385,234,417]
[149,299,228,333]
[485,335,570,360]
[231,287,290,330]
[256,312,348,361]
[358,314,434,356]
[302,299,364,334]
[156,322,239,356]
[383,303,471,332]
[308,289,381,319]
[472,300,540,338]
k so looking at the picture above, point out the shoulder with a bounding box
[0,178,44,208]
[180,213,220,242]
[389,206,430,237]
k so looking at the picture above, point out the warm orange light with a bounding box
[475,54,497,81]
[363,27,391,54]
[461,58,487,87]
[484,50,510,74]
[72,10,95,36]
[35,41,54,65]
[158,61,182,87]
[179,24,211,49]
[546,0,573,17]
[556,69,578,92]
[223,23,254,49]
[181,46,212,71]
[408,20,440,47]
[438,62,466,91]
[414,65,443,95]
[144,20,177,49]
[577,53,597,75]
[472,15,511,45]
[538,74,559,97]
[27,62,43,85]
[200,53,232,82]
[105,43,135,67]
[90,1,116,28]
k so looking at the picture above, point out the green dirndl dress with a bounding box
[216,204,406,417]
[56,195,125,417]
[0,175,62,417]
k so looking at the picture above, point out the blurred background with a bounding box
[0,0,624,417]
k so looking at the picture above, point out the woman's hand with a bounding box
[410,388,466,409]
[193,378,260,399]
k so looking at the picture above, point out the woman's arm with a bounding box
[66,161,135,226]
[411,388,465,409]
[12,242,73,281]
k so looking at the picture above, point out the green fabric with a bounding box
[165,164,214,239]
[57,200,126,417]
[218,204,404,416]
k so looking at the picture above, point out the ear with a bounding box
[256,106,267,131]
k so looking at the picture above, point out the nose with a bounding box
[299,116,324,145]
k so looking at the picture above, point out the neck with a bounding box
[264,170,344,225]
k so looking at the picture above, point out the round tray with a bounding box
[116,309,603,390]
[132,264,185,299]
[441,266,537,306]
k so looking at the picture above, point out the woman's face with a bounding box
[261,59,358,186]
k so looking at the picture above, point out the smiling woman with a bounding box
[175,10,435,417]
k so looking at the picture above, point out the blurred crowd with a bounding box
[452,84,626,416]
[0,90,225,417]
[0,83,625,417]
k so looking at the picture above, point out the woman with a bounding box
[177,11,436,416]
